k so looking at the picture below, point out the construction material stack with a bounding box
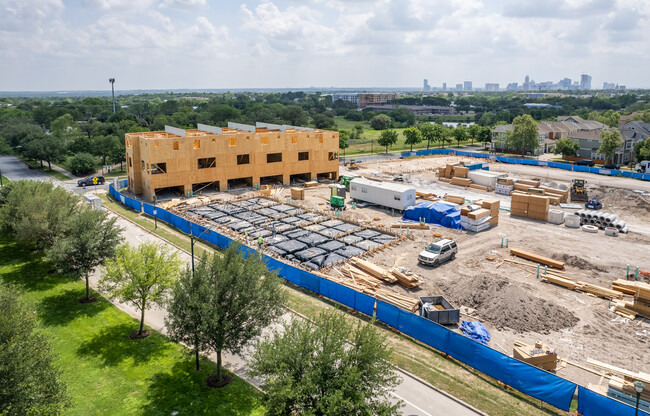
[586,359,650,412]
[510,193,550,221]
[510,193,530,217]
[495,177,514,195]
[513,341,558,371]
[460,207,491,232]
[290,187,304,200]
[611,280,650,319]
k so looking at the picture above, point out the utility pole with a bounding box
[109,78,116,113]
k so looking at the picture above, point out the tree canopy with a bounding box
[553,137,580,157]
[101,242,182,337]
[509,114,539,154]
[369,114,392,130]
[402,126,422,151]
[248,310,402,416]
[597,130,623,162]
[0,286,70,415]
[166,244,286,385]
[377,129,399,154]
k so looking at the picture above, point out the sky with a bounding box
[1,0,649,91]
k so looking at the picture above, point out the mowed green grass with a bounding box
[0,234,265,416]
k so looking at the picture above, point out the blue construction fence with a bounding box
[108,182,648,415]
[400,149,650,181]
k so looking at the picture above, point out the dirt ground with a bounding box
[159,154,650,389]
[321,156,649,388]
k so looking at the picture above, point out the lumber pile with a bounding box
[577,282,624,300]
[451,177,472,187]
[416,191,439,202]
[612,301,637,319]
[389,267,423,289]
[612,279,642,295]
[338,265,382,289]
[391,222,429,230]
[517,178,541,187]
[611,280,650,318]
[513,341,558,371]
[349,258,398,284]
[527,194,550,221]
[587,359,650,385]
[469,184,488,191]
[444,194,465,205]
[510,248,565,269]
[304,181,318,188]
[481,199,500,226]
[543,274,581,290]
[290,187,304,200]
[375,289,420,313]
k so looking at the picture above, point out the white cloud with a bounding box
[83,0,156,11]
[0,0,64,32]
[160,0,206,9]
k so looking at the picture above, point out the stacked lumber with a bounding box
[304,181,318,188]
[513,340,558,371]
[349,258,398,284]
[452,166,469,178]
[518,178,541,187]
[469,184,489,191]
[612,301,637,319]
[540,186,569,203]
[338,265,382,289]
[510,248,565,269]
[375,289,420,313]
[451,177,472,187]
[577,282,624,300]
[510,193,529,217]
[290,187,304,200]
[481,199,500,226]
[587,359,650,385]
[391,222,429,230]
[611,280,650,318]
[609,377,650,402]
[438,177,452,183]
[543,274,580,290]
[514,183,532,192]
[416,191,439,202]
[444,194,465,205]
[527,195,550,221]
[612,279,642,295]
[389,267,423,289]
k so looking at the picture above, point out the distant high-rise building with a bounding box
[580,74,592,90]
[463,81,472,92]
[442,82,447,91]
[603,82,616,90]
[485,83,499,92]
[523,75,530,90]
[423,79,430,92]
[506,83,519,91]
[559,78,572,89]
[455,83,463,91]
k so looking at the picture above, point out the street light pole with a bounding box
[634,381,645,416]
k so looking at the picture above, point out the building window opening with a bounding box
[261,136,268,145]
[229,137,237,146]
[197,157,216,169]
[291,135,298,144]
[141,160,145,171]
[267,153,282,163]
[237,154,250,165]
[328,152,338,161]
[151,162,167,174]
[173,141,179,150]
[298,151,309,161]
[193,139,201,149]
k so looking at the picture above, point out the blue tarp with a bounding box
[460,321,491,346]
[401,201,462,230]
[578,386,650,416]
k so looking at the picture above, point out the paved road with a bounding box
[89,212,484,416]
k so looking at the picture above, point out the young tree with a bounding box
[248,310,402,415]
[100,242,182,338]
[338,130,350,162]
[0,286,70,416]
[509,114,539,155]
[634,137,650,162]
[402,126,422,151]
[597,130,623,163]
[452,124,468,148]
[166,244,286,385]
[477,125,492,149]
[46,208,122,302]
[428,123,446,148]
[468,124,480,146]
[553,137,580,157]
[67,152,97,175]
[369,114,392,130]
[377,129,398,154]
[418,122,435,149]
[91,135,120,168]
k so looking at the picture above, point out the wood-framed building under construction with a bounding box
[125,122,340,201]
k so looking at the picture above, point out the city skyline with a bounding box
[1,0,649,91]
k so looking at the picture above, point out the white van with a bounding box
[635,160,650,174]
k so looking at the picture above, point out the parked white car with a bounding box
[418,239,458,267]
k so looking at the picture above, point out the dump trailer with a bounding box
[349,177,416,211]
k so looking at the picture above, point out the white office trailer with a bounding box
[349,178,416,211]
[467,170,507,191]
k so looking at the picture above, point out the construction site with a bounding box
[129,149,650,411]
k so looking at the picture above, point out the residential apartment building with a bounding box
[125,122,339,201]
[358,93,397,107]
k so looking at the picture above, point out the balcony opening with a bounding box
[298,151,309,161]
[267,153,282,163]
[237,154,250,165]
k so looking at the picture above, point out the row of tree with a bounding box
[0,180,401,415]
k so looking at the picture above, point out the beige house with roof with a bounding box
[125,122,339,201]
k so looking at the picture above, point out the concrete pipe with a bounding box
[565,215,581,228]
[621,225,629,234]
[605,227,619,237]
[597,213,607,222]
[615,220,627,230]
[582,225,598,233]
[586,212,593,220]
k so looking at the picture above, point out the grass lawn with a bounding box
[19,157,73,181]
[0,234,265,416]
[102,165,128,179]
[1,175,9,184]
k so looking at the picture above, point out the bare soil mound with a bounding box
[440,274,579,334]
[551,253,608,272]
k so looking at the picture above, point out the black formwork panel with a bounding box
[281,216,302,225]
[334,223,360,233]
[340,235,364,245]
[267,246,287,257]
[233,212,269,226]
[265,221,295,233]
[320,219,344,228]
[228,221,252,232]
[212,204,246,215]
[318,240,345,253]
[322,253,346,267]
[303,262,319,270]
[212,215,234,225]
[354,240,382,251]
[319,228,346,239]
[255,207,281,218]
[275,240,308,254]
[284,229,309,239]
[203,211,228,221]
[249,229,272,238]
[335,245,366,259]
[297,213,324,222]
[353,229,382,239]
[371,234,398,244]
[269,204,295,213]
[266,234,288,246]
[297,233,330,247]
[294,247,327,263]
